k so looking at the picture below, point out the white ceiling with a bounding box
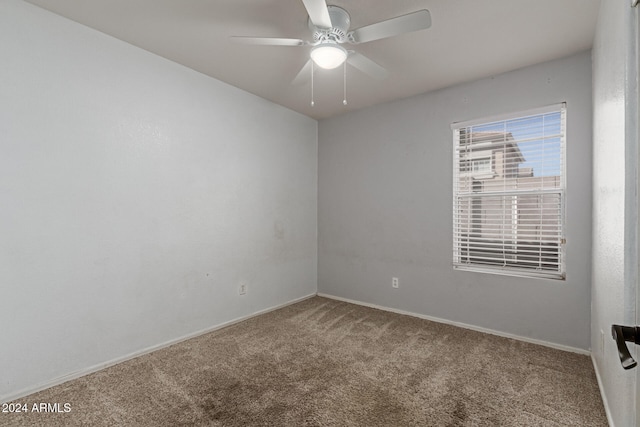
[24,0,601,120]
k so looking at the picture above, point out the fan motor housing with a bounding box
[309,5,351,43]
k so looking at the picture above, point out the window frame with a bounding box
[451,103,567,280]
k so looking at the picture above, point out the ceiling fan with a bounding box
[230,0,432,85]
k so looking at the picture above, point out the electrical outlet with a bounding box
[238,283,247,296]
[392,277,399,289]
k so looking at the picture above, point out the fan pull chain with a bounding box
[343,61,347,106]
[311,61,315,107]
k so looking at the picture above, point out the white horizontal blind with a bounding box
[452,105,566,280]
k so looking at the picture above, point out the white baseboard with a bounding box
[317,293,590,356]
[0,293,316,404]
[591,354,615,427]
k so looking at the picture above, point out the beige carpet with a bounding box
[2,297,607,426]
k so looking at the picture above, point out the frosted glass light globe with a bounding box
[310,43,347,69]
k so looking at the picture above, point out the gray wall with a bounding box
[318,51,593,350]
[0,0,317,402]
[591,0,638,425]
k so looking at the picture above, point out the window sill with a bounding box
[453,264,566,281]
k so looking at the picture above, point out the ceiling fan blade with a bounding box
[229,36,305,46]
[347,52,388,80]
[301,0,332,29]
[292,60,313,86]
[347,9,431,44]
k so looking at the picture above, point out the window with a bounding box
[472,157,491,174]
[460,152,494,178]
[452,104,566,280]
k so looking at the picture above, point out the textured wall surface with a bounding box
[0,0,317,401]
[591,0,638,425]
[318,51,593,350]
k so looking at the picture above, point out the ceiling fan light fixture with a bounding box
[310,43,347,69]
